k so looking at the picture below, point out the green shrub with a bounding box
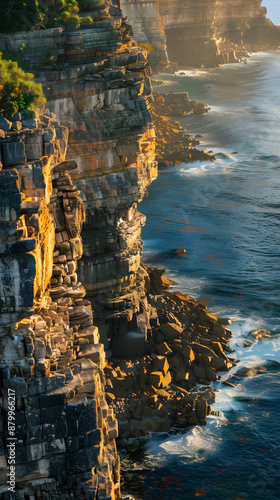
[0,53,46,117]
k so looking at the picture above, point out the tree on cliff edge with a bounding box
[0,52,45,117]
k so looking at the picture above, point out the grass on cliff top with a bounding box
[0,53,45,117]
[0,0,105,34]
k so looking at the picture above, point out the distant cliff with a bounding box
[158,0,280,66]
[122,0,280,68]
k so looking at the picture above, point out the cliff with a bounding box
[0,0,156,496]
[0,110,122,498]
[158,0,280,66]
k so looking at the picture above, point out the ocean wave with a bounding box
[147,425,223,465]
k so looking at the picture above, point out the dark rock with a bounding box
[41,405,68,440]
[1,141,26,166]
[67,396,97,435]
[0,115,12,132]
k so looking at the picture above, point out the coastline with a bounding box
[106,264,236,439]
[0,0,279,496]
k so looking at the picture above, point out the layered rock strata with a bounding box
[121,0,173,72]
[0,113,120,497]
[0,1,159,357]
[157,0,280,67]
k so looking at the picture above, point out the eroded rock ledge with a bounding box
[106,265,235,437]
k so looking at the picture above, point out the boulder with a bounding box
[22,118,37,129]
[245,329,270,342]
[195,399,208,425]
[12,121,22,131]
[1,141,26,166]
[234,367,258,378]
[192,342,218,359]
[181,346,195,367]
[175,370,189,383]
[175,248,186,256]
[149,371,164,389]
[0,115,12,132]
[160,322,183,339]
[156,342,172,356]
[152,355,169,375]
[162,371,172,388]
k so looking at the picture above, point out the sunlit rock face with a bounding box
[214,0,280,46]
[0,2,157,495]
[157,0,280,67]
[0,113,121,498]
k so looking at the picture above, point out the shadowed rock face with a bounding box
[159,0,218,66]
[121,0,172,72]
[157,0,280,66]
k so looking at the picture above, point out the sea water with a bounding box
[121,50,280,500]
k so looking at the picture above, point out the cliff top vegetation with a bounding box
[0,0,105,34]
[0,52,45,117]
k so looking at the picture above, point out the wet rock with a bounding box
[232,367,259,379]
[175,247,186,256]
[195,398,208,425]
[245,328,271,342]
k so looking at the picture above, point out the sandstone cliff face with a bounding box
[0,112,121,498]
[0,0,157,496]
[157,0,280,66]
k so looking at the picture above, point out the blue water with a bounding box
[123,52,280,499]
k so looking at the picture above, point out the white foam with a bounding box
[175,69,210,77]
[147,423,223,465]
[178,161,226,177]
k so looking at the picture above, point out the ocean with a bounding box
[121,22,280,500]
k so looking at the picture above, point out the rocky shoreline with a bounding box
[104,264,236,440]
[151,91,215,167]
